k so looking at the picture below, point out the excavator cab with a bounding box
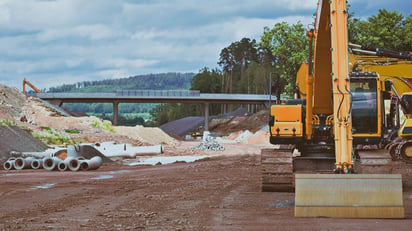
[350,73,385,144]
[351,75,379,135]
[400,93,412,116]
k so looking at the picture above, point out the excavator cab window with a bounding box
[350,79,378,134]
[401,94,412,115]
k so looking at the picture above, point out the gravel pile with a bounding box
[191,138,225,151]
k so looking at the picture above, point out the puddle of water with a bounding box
[109,170,131,174]
[33,183,56,189]
[90,175,114,180]
[128,155,209,166]
[1,174,17,177]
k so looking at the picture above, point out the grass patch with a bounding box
[91,119,115,133]
[32,128,76,145]
[40,126,52,131]
[0,119,16,126]
[65,128,81,134]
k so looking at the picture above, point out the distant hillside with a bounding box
[49,72,195,93]
[49,72,196,120]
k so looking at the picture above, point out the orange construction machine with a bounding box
[261,0,405,218]
[22,78,42,95]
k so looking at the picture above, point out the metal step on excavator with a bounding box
[262,0,405,218]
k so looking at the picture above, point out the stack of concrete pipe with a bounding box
[3,142,163,171]
[3,156,102,171]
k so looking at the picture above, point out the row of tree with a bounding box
[49,72,195,93]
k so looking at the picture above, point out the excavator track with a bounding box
[261,148,293,192]
[357,149,393,173]
[396,141,412,163]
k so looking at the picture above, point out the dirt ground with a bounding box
[1,142,412,231]
[2,84,412,230]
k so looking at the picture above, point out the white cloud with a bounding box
[37,24,116,42]
[0,1,11,24]
[101,58,159,69]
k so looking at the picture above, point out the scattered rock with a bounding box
[191,138,225,151]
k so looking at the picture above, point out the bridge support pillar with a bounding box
[46,99,63,107]
[222,104,228,114]
[113,101,119,126]
[204,102,209,131]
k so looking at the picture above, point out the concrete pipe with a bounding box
[79,156,103,171]
[43,157,62,171]
[67,145,80,158]
[98,144,164,158]
[31,158,43,169]
[3,159,15,170]
[57,161,68,171]
[136,144,164,154]
[64,157,80,171]
[13,157,35,170]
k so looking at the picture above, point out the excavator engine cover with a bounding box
[294,174,404,218]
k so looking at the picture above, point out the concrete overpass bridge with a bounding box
[32,90,274,129]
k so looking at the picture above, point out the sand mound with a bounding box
[115,126,178,146]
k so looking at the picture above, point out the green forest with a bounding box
[51,9,412,127]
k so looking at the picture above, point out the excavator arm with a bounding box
[329,0,353,172]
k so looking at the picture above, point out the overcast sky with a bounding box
[0,0,411,90]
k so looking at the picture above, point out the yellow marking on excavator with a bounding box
[404,146,412,158]
[295,174,404,218]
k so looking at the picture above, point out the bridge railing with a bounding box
[116,90,200,97]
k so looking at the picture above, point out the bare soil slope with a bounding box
[0,84,176,155]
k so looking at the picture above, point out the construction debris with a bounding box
[191,138,225,151]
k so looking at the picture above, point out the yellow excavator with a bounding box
[346,47,412,162]
[297,47,412,162]
[262,0,405,218]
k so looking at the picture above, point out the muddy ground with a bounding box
[1,142,412,231]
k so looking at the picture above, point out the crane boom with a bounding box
[22,78,42,95]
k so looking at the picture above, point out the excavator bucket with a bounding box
[294,174,404,218]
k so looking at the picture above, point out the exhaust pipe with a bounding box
[3,158,16,170]
[31,158,43,169]
[43,157,62,171]
[13,157,35,170]
[79,156,103,171]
